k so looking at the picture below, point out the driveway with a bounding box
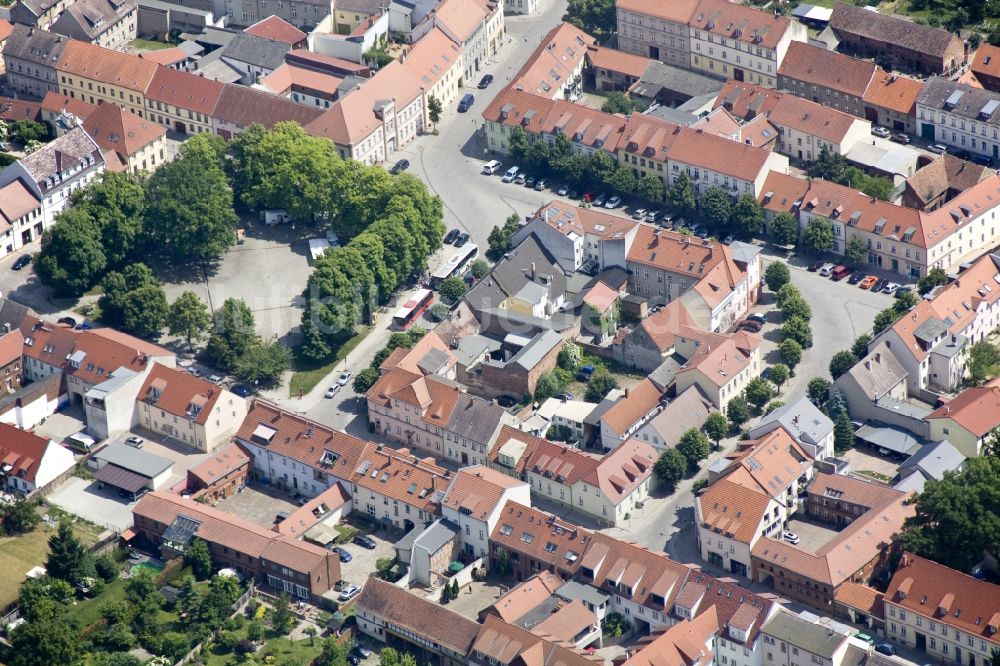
[335,531,396,589]
[47,476,136,532]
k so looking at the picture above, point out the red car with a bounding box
[736,319,763,332]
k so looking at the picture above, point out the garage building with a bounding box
[91,442,174,500]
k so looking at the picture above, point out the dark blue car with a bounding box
[231,384,252,397]
[332,546,352,562]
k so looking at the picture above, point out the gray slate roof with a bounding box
[509,330,562,371]
[221,31,292,70]
[53,0,137,41]
[445,390,506,441]
[748,397,833,448]
[898,439,965,481]
[855,424,920,455]
[0,298,33,333]
[840,344,907,400]
[19,126,102,184]
[917,78,1000,127]
[763,612,848,658]
[97,442,173,479]
[829,2,958,57]
[3,25,69,67]
[631,60,724,100]
[413,517,460,553]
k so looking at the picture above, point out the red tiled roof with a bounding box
[512,23,593,99]
[244,15,306,45]
[82,102,165,162]
[778,42,876,98]
[187,443,251,486]
[863,70,924,115]
[0,181,40,226]
[0,421,51,483]
[834,581,885,619]
[214,83,323,129]
[489,571,563,622]
[0,96,43,123]
[586,45,649,79]
[490,500,593,574]
[601,379,663,436]
[615,0,699,24]
[688,0,795,50]
[58,40,158,92]
[698,479,773,544]
[146,66,224,116]
[766,93,863,145]
[137,363,224,425]
[927,385,1000,437]
[40,91,97,119]
[442,465,526,521]
[668,126,774,182]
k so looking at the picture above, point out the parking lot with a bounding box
[47,476,136,532]
[785,516,842,552]
[335,530,396,590]
[842,448,901,480]
[213,484,299,527]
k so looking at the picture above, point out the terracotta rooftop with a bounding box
[903,153,992,209]
[863,70,924,115]
[699,478,773,544]
[618,112,681,161]
[808,471,905,510]
[399,27,461,91]
[489,571,563,623]
[635,299,697,352]
[40,90,97,119]
[137,363,226,425]
[674,571,777,643]
[82,102,165,165]
[490,500,593,575]
[677,331,761,388]
[581,531,692,609]
[691,107,741,139]
[58,39,158,92]
[766,93,863,145]
[834,581,885,620]
[351,445,451,514]
[718,428,810,499]
[0,421,51,484]
[585,45,649,79]
[626,225,726,276]
[432,0,493,43]
[601,379,663,436]
[625,608,718,666]
[668,125,774,182]
[533,599,595,643]
[442,465,526,521]
[0,181,40,227]
[886,552,1000,639]
[138,46,188,67]
[589,439,656,505]
[511,22,593,99]
[715,80,782,120]
[187,443,251,487]
[244,15,306,45]
[146,65,224,116]
[778,41,876,98]
[927,385,1000,437]
[615,0,699,24]
[971,44,1000,81]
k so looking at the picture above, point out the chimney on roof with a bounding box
[874,352,881,364]
[530,262,535,279]
[624,387,629,399]
[864,360,871,371]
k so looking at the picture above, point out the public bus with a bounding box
[431,244,479,286]
[392,288,434,329]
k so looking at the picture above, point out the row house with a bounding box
[50,0,137,50]
[884,553,1000,666]
[829,2,965,77]
[0,180,43,259]
[916,78,1000,163]
[598,379,663,449]
[305,60,424,164]
[970,43,1000,93]
[2,25,68,99]
[350,444,451,533]
[80,102,167,173]
[509,22,591,101]
[806,472,906,528]
[489,500,593,582]
[0,126,104,231]
[418,0,502,83]
[752,491,914,612]
[145,65,222,135]
[871,252,1000,395]
[259,63,343,109]
[210,82,322,139]
[586,45,651,93]
[615,0,806,88]
[696,428,811,577]
[56,39,157,118]
[624,611,717,666]
[862,70,924,136]
[133,491,341,602]
[441,465,529,559]
[666,126,789,199]
[400,27,464,119]
[777,41,875,119]
[901,154,993,213]
[512,202,638,274]
[222,0,330,30]
[760,610,864,666]
[674,327,762,412]
[8,0,76,30]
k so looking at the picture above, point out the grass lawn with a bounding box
[0,522,102,609]
[288,326,368,397]
[203,630,323,666]
[857,470,893,483]
[129,38,173,51]
[68,578,127,627]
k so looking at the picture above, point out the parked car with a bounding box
[855,633,875,646]
[568,190,579,200]
[501,166,519,182]
[830,265,850,281]
[737,319,763,332]
[890,133,911,145]
[847,271,866,285]
[525,175,536,188]
[231,384,252,397]
[576,364,595,382]
[332,546,352,563]
[12,255,31,271]
[444,228,460,244]
[388,159,409,174]
[782,531,800,545]
[871,126,891,138]
[973,154,993,167]
[482,159,503,175]
[556,183,569,195]
[873,278,888,292]
[722,234,735,245]
[746,312,767,325]
[646,210,662,223]
[186,367,203,378]
[928,143,948,154]
[514,173,526,185]
[895,286,914,298]
[604,195,621,208]
[554,392,574,401]
[761,367,773,381]
[496,395,517,408]
[457,93,474,112]
[352,534,377,550]
[534,178,547,191]
[874,644,896,657]
[338,585,361,602]
[125,436,144,448]
[593,193,608,206]
[808,260,825,272]
[631,208,647,220]
[325,385,339,399]
[58,316,78,327]
[477,74,494,89]
[351,646,373,659]
[454,232,470,247]
[337,371,353,386]
[882,282,900,295]
[858,275,878,289]
[818,263,836,277]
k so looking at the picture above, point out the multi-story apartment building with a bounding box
[666,126,789,199]
[916,78,1000,162]
[766,94,871,163]
[0,126,104,230]
[687,0,806,88]
[441,465,529,559]
[884,553,1000,666]
[80,103,167,173]
[489,500,592,581]
[2,25,69,99]
[56,39,157,118]
[924,383,1000,458]
[760,610,862,666]
[350,444,451,533]
[8,0,76,30]
[400,27,464,117]
[806,472,906,527]
[615,0,697,67]
[0,181,43,259]
[421,0,502,83]
[509,22,591,101]
[863,70,923,135]
[777,41,875,118]
[673,328,762,411]
[49,0,137,49]
[223,0,330,30]
[144,65,223,135]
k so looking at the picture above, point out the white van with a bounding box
[501,166,520,182]
[818,263,836,277]
[483,159,503,174]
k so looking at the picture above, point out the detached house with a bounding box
[0,421,74,494]
[925,383,1000,458]
[674,327,762,413]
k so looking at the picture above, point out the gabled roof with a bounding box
[511,22,593,99]
[626,225,725,276]
[600,379,663,436]
[145,65,224,116]
[625,608,717,666]
[357,576,480,653]
[66,327,172,387]
[473,613,599,666]
[927,385,1000,437]
[17,126,102,184]
[490,500,593,573]
[58,39,158,92]
[642,386,714,444]
[589,439,656,504]
[673,571,776,644]
[972,43,1000,81]
[719,429,810,499]
[221,31,291,71]
[40,90,97,119]
[585,45,649,79]
[688,0,795,50]
[834,581,885,619]
[634,299,698,353]
[4,25,68,67]
[489,571,563,623]
[765,92,863,145]
[698,478,773,544]
[778,41,876,98]
[431,0,492,43]
[0,180,40,226]
[668,125,774,182]
[187,443,251,486]
[580,531,692,609]
[0,421,52,483]
[807,472,904,510]
[615,0,698,24]
[903,153,992,209]
[243,15,306,45]
[886,553,1000,639]
[442,465,526,521]
[488,425,545,475]
[214,84,323,129]
[863,70,924,115]
[677,331,761,387]
[137,363,227,425]
[748,397,833,448]
[830,2,960,58]
[82,102,165,165]
[762,611,849,658]
[52,0,136,41]
[399,27,461,90]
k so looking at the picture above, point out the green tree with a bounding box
[605,165,637,196]
[775,283,802,310]
[176,575,200,626]
[764,399,785,414]
[584,369,618,403]
[45,521,93,586]
[668,172,697,219]
[470,259,490,280]
[18,576,72,623]
[703,411,728,448]
[34,209,107,297]
[769,211,799,246]
[235,339,291,388]
[801,217,835,255]
[779,338,803,369]
[764,262,791,292]
[1,497,39,535]
[844,236,867,267]
[833,410,855,451]
[77,171,147,268]
[353,367,379,394]
[700,186,732,229]
[769,364,790,392]
[438,276,469,305]
[167,291,211,350]
[968,340,1000,384]
[486,213,521,261]
[9,613,79,666]
[13,119,48,143]
[379,647,418,666]
[636,174,665,203]
[851,333,872,359]
[557,341,581,370]
[601,91,640,114]
[829,350,858,380]
[827,388,848,419]
[732,192,764,236]
[899,457,1000,572]
[985,429,1000,458]
[145,134,237,261]
[894,290,918,312]
[807,145,848,181]
[917,267,948,295]
[677,428,711,471]
[427,95,443,125]
[186,537,212,580]
[779,292,812,322]
[270,593,295,634]
[508,125,530,159]
[98,263,167,336]
[206,298,257,372]
[872,307,899,335]
[727,395,751,428]
[534,371,563,402]
[781,316,813,348]
[744,377,773,411]
[807,377,831,406]
[563,0,615,39]
[653,448,687,492]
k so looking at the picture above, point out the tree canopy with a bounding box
[764,262,790,292]
[801,217,834,255]
[769,211,798,246]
